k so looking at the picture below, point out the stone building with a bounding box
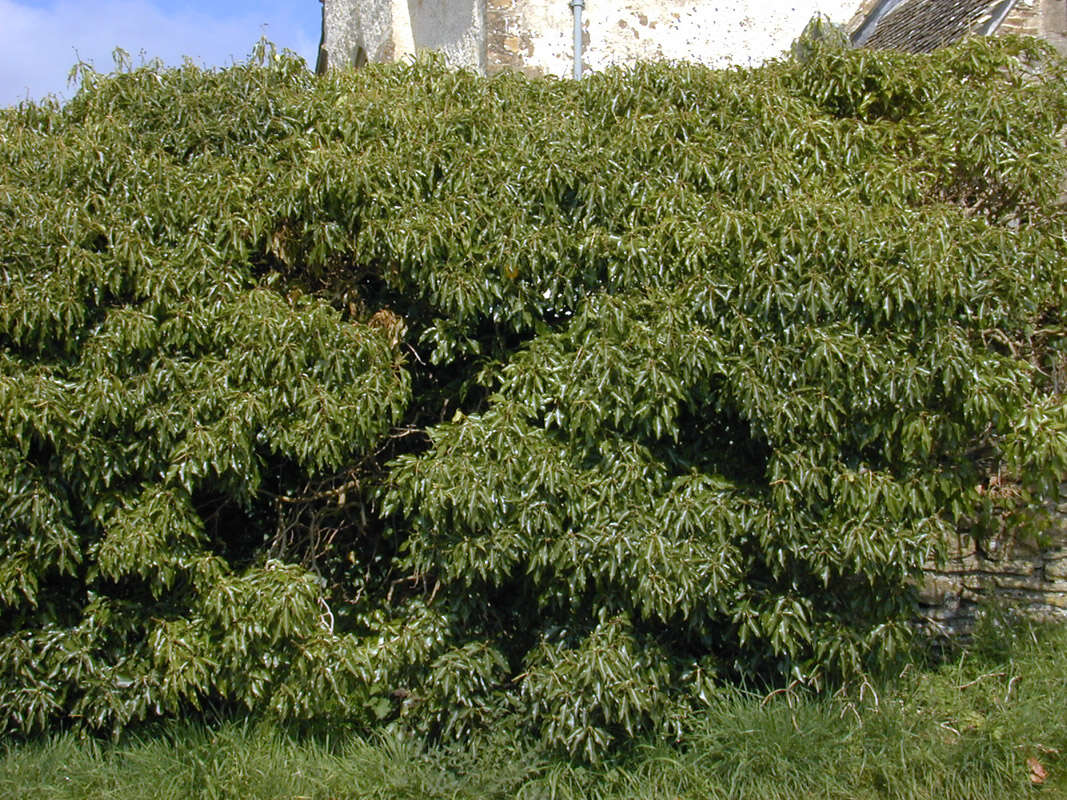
[317,0,859,78]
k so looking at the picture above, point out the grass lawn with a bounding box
[2,616,1065,800]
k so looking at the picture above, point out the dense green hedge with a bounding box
[1,38,1065,757]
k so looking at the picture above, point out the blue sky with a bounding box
[1,0,321,107]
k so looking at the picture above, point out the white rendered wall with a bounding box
[323,0,861,76]
[583,1,860,73]
[408,0,487,71]
[321,0,413,68]
[487,0,860,76]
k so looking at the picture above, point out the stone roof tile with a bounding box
[859,0,1005,52]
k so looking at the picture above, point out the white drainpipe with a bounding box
[570,0,584,79]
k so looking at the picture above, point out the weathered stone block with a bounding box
[920,595,962,620]
[989,573,1046,591]
[1046,559,1067,580]
[962,575,990,592]
[936,553,982,573]
[1040,592,1067,610]
[992,557,1042,576]
[919,574,961,605]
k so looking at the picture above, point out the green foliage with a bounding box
[0,44,413,735]
[1,38,1065,757]
[2,622,1066,799]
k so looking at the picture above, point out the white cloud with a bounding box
[0,1,319,107]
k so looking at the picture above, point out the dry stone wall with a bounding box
[920,485,1067,634]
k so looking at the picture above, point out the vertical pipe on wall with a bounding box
[316,0,328,74]
[570,0,584,79]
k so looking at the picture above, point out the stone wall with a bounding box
[1001,0,1044,36]
[408,0,487,72]
[1000,0,1067,55]
[920,485,1067,634]
[485,0,569,76]
[319,0,410,73]
[485,0,859,77]
[322,1,1067,75]
[320,0,485,73]
[582,0,857,76]
[322,0,860,77]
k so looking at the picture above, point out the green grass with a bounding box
[3,617,1065,800]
